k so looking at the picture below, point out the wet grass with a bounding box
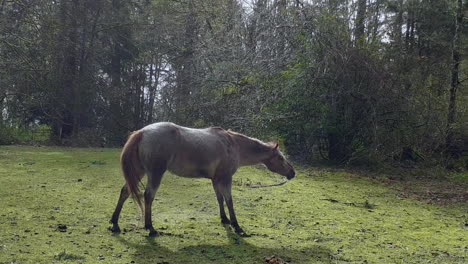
[0,146,467,264]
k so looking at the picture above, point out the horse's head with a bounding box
[263,143,295,180]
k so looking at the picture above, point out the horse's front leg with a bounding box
[144,166,165,237]
[214,176,247,236]
[211,180,230,224]
[225,194,245,235]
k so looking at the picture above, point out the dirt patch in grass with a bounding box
[389,178,468,205]
[333,166,468,205]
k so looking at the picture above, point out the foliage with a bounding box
[0,124,51,145]
[0,0,467,166]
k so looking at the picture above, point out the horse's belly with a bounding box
[168,166,213,179]
[167,159,218,179]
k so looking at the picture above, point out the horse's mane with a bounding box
[226,130,276,150]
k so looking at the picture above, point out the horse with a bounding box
[109,122,295,237]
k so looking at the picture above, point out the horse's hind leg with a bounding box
[144,164,166,237]
[109,185,131,233]
[110,169,144,233]
[212,180,230,224]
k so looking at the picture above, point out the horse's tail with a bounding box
[121,130,144,210]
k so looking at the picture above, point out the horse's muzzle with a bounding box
[287,170,296,180]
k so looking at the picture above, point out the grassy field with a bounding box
[0,146,467,264]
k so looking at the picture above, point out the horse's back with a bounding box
[139,122,180,156]
[138,122,237,178]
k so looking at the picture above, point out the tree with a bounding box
[1,0,467,169]
[446,0,464,155]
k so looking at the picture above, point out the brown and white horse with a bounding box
[109,122,295,236]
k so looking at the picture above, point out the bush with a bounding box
[0,124,51,145]
[0,126,16,145]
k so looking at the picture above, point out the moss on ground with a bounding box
[0,146,466,264]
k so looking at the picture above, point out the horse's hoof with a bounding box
[235,230,250,237]
[239,232,251,237]
[148,230,159,237]
[108,226,121,233]
[234,227,247,236]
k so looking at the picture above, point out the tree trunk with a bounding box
[52,0,79,141]
[370,0,381,43]
[354,0,366,44]
[445,0,464,155]
[393,0,404,45]
[174,1,197,125]
[275,0,287,61]
[405,2,415,51]
[70,0,81,137]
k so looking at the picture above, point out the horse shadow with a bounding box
[114,226,339,264]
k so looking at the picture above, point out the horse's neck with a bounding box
[232,134,271,166]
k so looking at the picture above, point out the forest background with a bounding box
[1,0,467,168]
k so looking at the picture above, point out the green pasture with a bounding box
[0,146,466,263]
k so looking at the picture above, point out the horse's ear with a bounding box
[273,143,279,150]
